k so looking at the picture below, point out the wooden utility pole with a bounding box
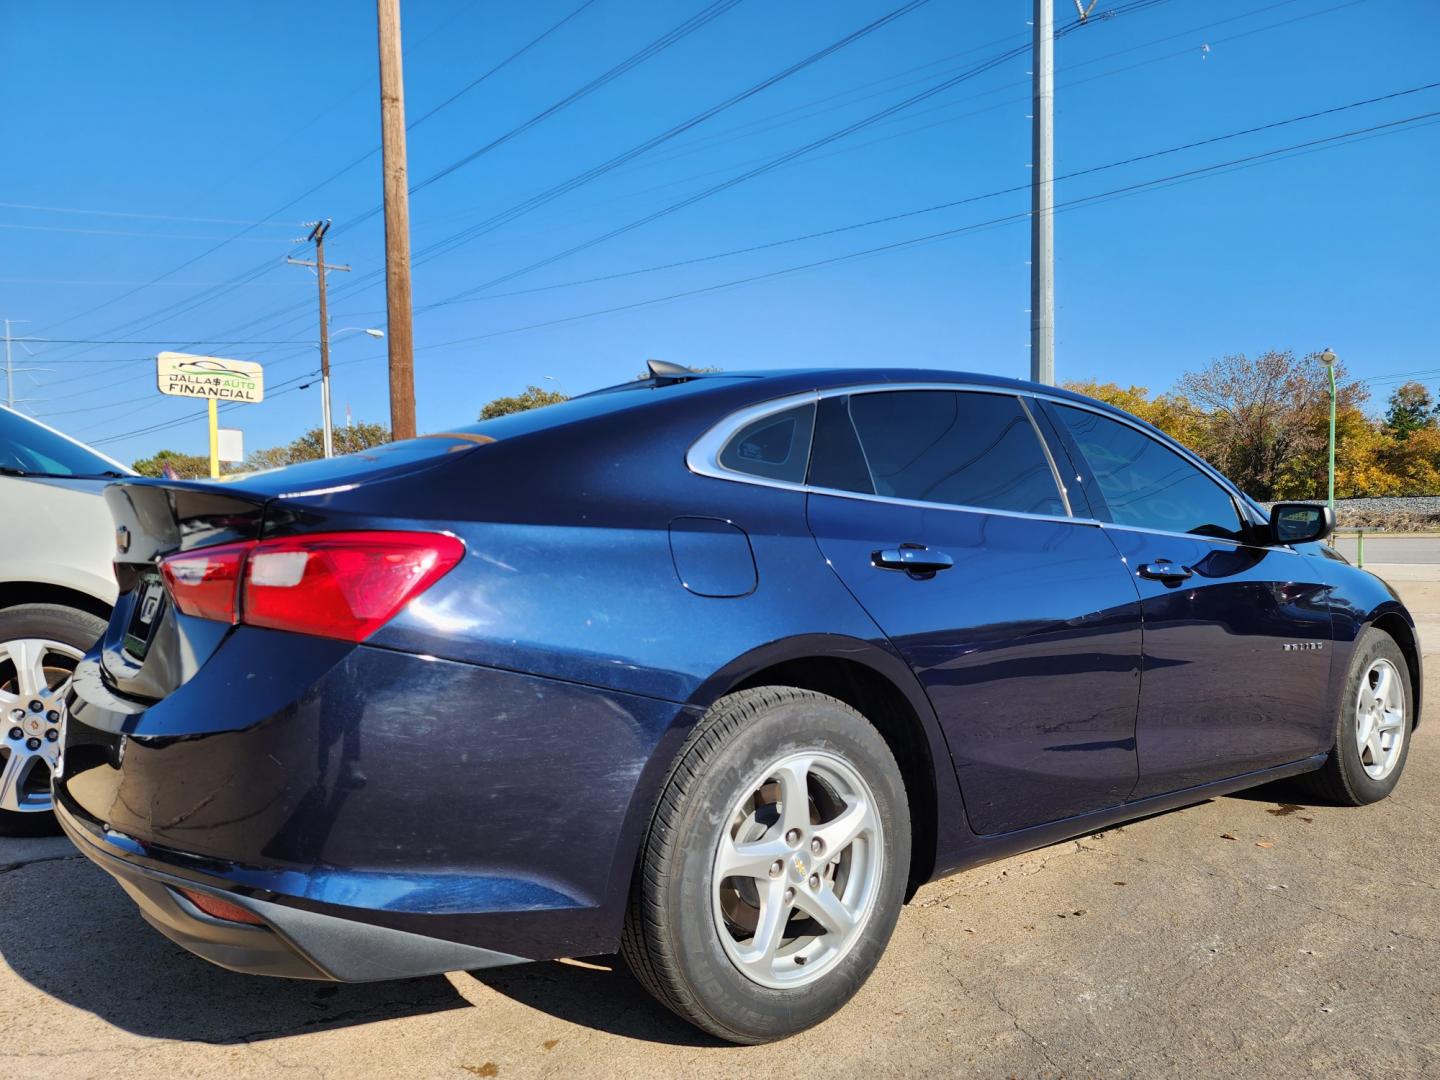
[286,220,351,458]
[377,0,416,440]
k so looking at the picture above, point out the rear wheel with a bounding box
[1298,627,1412,806]
[0,604,105,835]
[621,687,910,1043]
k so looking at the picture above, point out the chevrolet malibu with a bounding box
[57,366,1417,1043]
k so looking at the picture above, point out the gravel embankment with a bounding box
[1268,496,1440,532]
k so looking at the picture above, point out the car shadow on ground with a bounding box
[462,956,725,1047]
[1,852,467,1044]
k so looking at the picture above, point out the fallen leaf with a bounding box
[1219,833,1238,841]
[462,1066,499,1078]
[542,1040,559,1052]
[1072,909,1087,916]
[1113,881,1127,886]
[1256,841,1274,849]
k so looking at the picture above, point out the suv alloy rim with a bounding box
[711,749,884,990]
[1355,657,1405,782]
[0,638,82,813]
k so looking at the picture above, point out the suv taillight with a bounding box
[159,531,464,642]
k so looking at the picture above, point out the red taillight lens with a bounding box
[243,531,464,642]
[159,542,253,623]
[158,531,464,642]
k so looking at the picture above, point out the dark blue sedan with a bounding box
[56,365,1418,1043]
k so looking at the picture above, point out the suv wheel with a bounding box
[622,686,910,1043]
[0,603,105,835]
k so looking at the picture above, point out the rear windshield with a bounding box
[0,408,123,478]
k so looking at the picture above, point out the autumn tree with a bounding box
[1176,350,1367,500]
[1384,382,1436,440]
[478,385,568,420]
[1061,381,1200,447]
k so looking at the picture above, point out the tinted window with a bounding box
[0,408,122,478]
[718,403,815,484]
[838,390,1065,515]
[1052,404,1244,540]
[807,396,873,493]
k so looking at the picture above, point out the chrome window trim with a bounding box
[685,380,1274,543]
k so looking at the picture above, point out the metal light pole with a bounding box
[1029,0,1055,386]
[1319,348,1338,514]
[322,328,384,454]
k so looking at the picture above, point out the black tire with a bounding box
[1297,627,1413,806]
[0,603,106,836]
[621,686,911,1044]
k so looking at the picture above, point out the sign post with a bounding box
[156,352,264,479]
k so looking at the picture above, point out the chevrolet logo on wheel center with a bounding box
[155,351,265,403]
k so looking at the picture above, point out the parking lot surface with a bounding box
[3,573,1438,1079]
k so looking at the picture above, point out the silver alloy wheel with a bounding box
[1355,657,1406,782]
[711,749,884,990]
[0,638,83,813]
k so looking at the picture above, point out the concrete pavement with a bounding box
[1332,535,1440,565]
[2,587,1438,1078]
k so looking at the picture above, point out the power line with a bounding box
[54,0,751,375]
[0,201,300,226]
[129,0,1324,365]
[81,107,1430,452]
[406,110,1439,354]
[126,0,937,365]
[29,0,604,347]
[413,80,1440,311]
[52,0,1383,425]
[357,0,1180,312]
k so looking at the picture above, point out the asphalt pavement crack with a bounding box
[0,852,83,874]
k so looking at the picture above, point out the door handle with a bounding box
[1138,561,1193,583]
[873,546,955,573]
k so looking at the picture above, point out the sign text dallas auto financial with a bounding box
[155,351,265,402]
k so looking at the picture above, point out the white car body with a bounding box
[0,406,127,613]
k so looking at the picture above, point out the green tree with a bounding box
[1384,381,1435,440]
[243,422,391,472]
[131,449,212,479]
[478,385,568,420]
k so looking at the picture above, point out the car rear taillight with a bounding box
[159,542,251,623]
[158,531,464,642]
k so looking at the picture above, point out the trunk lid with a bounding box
[96,435,484,701]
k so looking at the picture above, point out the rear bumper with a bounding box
[58,632,696,972]
[56,791,528,981]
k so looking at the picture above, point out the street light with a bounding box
[1319,347,1338,516]
[319,328,385,457]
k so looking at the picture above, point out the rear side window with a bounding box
[822,390,1065,516]
[1052,404,1244,541]
[718,403,815,484]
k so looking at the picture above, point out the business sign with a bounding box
[156,352,264,403]
[216,427,244,463]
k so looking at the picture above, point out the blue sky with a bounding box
[3,0,1437,466]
